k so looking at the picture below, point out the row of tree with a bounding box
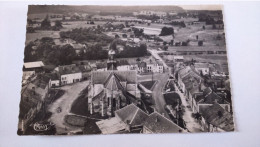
[59,28,113,45]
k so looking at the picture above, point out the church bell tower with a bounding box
[107,49,117,70]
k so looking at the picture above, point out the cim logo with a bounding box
[33,122,54,131]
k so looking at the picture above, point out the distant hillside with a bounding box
[28,5,185,14]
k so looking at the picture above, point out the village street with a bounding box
[174,82,202,132]
[48,80,89,134]
[148,48,202,131]
[145,49,171,118]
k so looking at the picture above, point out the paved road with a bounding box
[146,49,172,118]
[174,82,202,132]
[151,73,169,116]
[48,80,89,134]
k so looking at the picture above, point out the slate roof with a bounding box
[137,61,147,68]
[143,112,185,133]
[24,61,44,69]
[30,74,50,89]
[195,87,229,104]
[203,91,227,104]
[203,87,212,96]
[200,103,234,132]
[92,71,137,84]
[78,64,92,72]
[115,104,149,126]
[178,66,201,81]
[117,60,130,66]
[104,73,124,91]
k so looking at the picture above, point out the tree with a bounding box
[159,27,174,36]
[55,20,63,28]
[26,27,35,33]
[24,43,36,62]
[27,19,34,26]
[41,15,51,29]
[163,46,168,51]
[198,40,203,46]
[59,44,76,65]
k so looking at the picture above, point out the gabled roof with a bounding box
[203,87,212,96]
[144,112,185,133]
[24,61,44,69]
[203,91,227,104]
[178,66,201,81]
[30,74,50,89]
[92,70,137,84]
[104,73,124,91]
[195,87,228,104]
[115,104,149,126]
[78,64,92,72]
[96,117,127,134]
[200,103,234,132]
[137,61,147,68]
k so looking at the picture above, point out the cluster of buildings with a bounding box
[88,49,187,133]
[116,60,164,74]
[96,104,186,134]
[176,65,234,132]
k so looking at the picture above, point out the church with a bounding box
[88,49,141,117]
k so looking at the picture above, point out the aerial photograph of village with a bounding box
[18,5,234,135]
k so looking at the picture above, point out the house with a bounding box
[173,56,184,63]
[19,85,43,133]
[190,87,230,113]
[194,63,210,75]
[117,60,132,71]
[177,66,203,95]
[22,71,35,85]
[199,103,234,132]
[146,61,164,73]
[48,73,60,88]
[23,61,45,72]
[78,64,92,80]
[137,61,147,73]
[55,64,82,85]
[96,104,148,134]
[25,74,50,100]
[143,112,186,133]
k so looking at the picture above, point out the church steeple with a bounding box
[107,49,117,70]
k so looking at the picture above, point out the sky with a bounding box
[180,5,222,10]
